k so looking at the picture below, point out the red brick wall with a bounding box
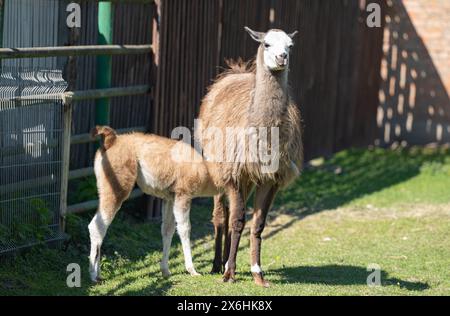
[403,0,450,92]
[377,0,450,146]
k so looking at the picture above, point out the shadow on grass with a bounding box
[276,147,450,213]
[270,265,429,291]
[263,147,450,239]
[98,271,173,296]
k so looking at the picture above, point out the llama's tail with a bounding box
[91,125,117,150]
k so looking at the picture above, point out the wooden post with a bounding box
[59,7,79,233]
[146,0,162,220]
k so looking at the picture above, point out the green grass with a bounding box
[1,147,449,296]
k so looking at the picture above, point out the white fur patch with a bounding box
[93,154,103,178]
[251,264,262,273]
[263,30,293,71]
[264,30,293,47]
[139,162,161,188]
[88,213,108,243]
[173,201,196,274]
[88,212,110,282]
[136,160,169,197]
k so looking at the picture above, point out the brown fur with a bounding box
[88,126,220,281]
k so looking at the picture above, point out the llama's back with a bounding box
[199,73,254,129]
[129,133,217,198]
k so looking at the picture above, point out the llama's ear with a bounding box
[288,30,299,39]
[244,26,265,43]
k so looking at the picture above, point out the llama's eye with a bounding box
[264,43,270,48]
[288,44,293,49]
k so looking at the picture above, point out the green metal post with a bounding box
[95,1,113,126]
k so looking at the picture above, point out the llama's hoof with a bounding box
[222,270,236,283]
[187,268,201,276]
[91,276,104,284]
[252,272,270,288]
[161,269,171,278]
[210,265,222,274]
[190,271,202,277]
[223,276,236,283]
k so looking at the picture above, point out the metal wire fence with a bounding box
[0,67,67,254]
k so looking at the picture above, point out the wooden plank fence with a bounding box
[63,0,386,217]
[154,0,386,160]
[69,0,155,169]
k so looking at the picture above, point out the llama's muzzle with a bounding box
[275,55,288,68]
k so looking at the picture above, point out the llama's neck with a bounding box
[249,45,289,127]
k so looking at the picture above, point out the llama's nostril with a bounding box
[279,53,287,59]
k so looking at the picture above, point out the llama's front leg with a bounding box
[250,184,278,287]
[88,211,114,283]
[222,184,246,283]
[173,195,200,276]
[160,200,175,277]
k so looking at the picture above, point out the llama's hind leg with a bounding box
[160,200,175,277]
[88,184,134,282]
[173,195,200,276]
[88,206,117,283]
[211,194,227,274]
[89,151,137,283]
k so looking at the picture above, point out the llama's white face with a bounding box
[262,30,294,71]
[245,27,298,72]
